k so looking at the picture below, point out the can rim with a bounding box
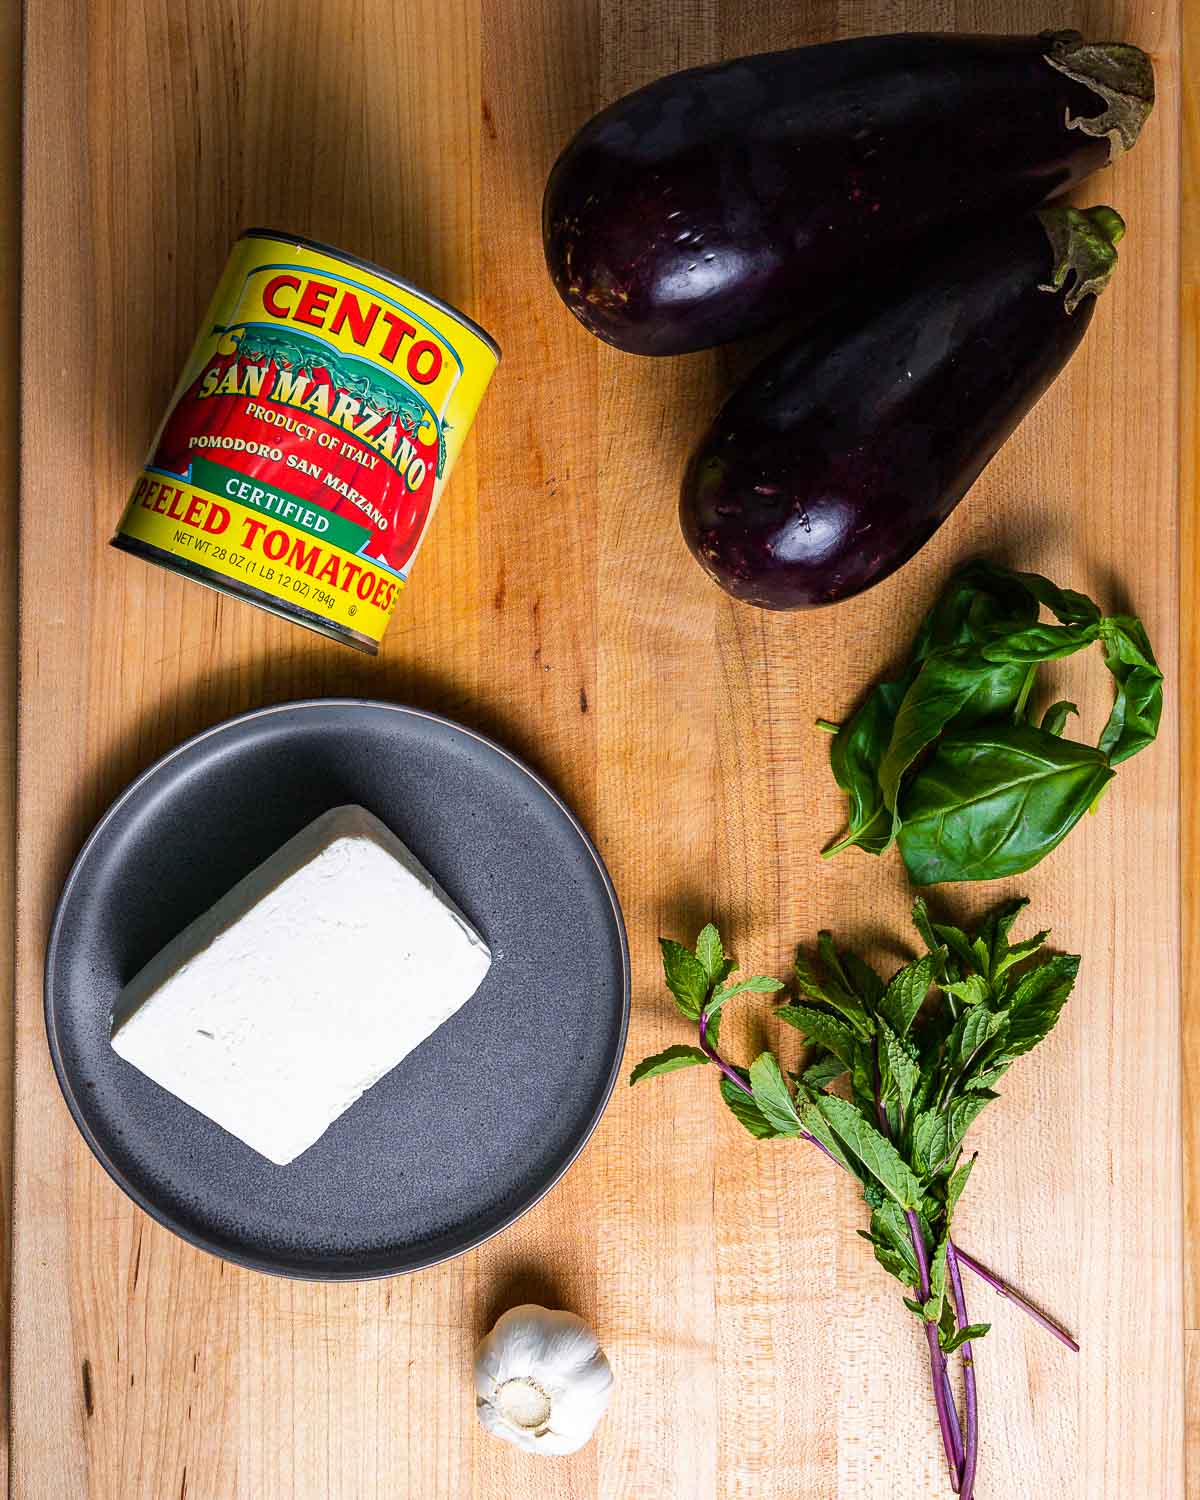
[238,226,502,364]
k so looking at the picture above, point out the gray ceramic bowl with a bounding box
[46,700,630,1279]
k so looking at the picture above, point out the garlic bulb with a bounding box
[474,1304,613,1455]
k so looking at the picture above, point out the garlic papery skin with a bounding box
[474,1304,613,1455]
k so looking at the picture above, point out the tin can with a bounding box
[112,230,500,654]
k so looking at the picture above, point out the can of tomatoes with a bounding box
[112,230,499,654]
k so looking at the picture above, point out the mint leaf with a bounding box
[794,950,873,1037]
[866,1239,918,1288]
[945,1154,976,1222]
[629,1045,709,1086]
[998,953,1079,1059]
[911,1094,991,1178]
[943,975,990,1007]
[719,1071,779,1139]
[776,1004,858,1070]
[974,897,1029,977]
[795,1091,861,1179]
[695,924,726,984]
[814,1093,924,1210]
[911,898,940,959]
[878,954,938,1037]
[660,939,709,1020]
[878,1022,919,1117]
[749,1052,804,1136]
[924,1236,949,1322]
[817,930,854,994]
[800,1053,848,1089]
[933,923,980,978]
[992,931,1051,981]
[870,1199,923,1288]
[705,974,784,1020]
[843,951,885,1009]
[941,1322,991,1354]
[952,1005,1007,1070]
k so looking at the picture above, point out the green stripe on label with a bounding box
[189,457,373,553]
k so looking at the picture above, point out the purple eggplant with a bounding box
[543,32,1152,356]
[679,205,1125,610]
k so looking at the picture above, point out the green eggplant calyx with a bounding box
[1036,205,1125,315]
[1041,30,1156,161]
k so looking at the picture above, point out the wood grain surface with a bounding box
[13,2,1184,1498]
[1183,0,1198,1484]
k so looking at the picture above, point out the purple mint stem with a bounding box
[908,1207,963,1489]
[943,1363,964,1469]
[698,1015,843,1166]
[946,1242,979,1500]
[951,1244,1080,1353]
[698,1010,755,1096]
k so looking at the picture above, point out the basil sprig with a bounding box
[822,560,1163,883]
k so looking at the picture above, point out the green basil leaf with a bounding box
[824,678,909,856]
[719,1070,779,1139]
[897,724,1116,884]
[980,622,1099,663]
[1000,567,1102,626]
[1097,616,1164,765]
[694,924,726,985]
[629,1046,709,1086]
[878,648,1033,833]
[660,939,709,1020]
[878,953,938,1037]
[1041,700,1079,737]
[749,1052,804,1137]
[814,1093,924,1210]
[910,561,1039,658]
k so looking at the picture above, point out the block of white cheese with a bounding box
[110,805,491,1165]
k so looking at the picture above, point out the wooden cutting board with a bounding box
[15,1,1183,1496]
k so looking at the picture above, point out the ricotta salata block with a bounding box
[110,805,492,1165]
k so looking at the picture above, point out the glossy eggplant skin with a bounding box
[679,216,1097,610]
[544,33,1122,356]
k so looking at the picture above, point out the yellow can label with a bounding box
[114,232,499,647]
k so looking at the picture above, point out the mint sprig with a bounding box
[630,899,1081,1500]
